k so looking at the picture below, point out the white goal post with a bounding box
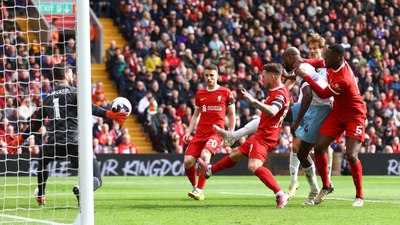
[0,0,94,224]
[75,0,94,224]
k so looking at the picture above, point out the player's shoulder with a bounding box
[271,85,289,97]
[300,62,316,72]
[218,86,233,94]
[196,87,207,95]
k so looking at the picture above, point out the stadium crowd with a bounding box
[100,0,399,154]
[0,0,399,155]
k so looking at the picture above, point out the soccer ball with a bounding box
[111,97,132,116]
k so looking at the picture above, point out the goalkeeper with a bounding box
[7,63,127,206]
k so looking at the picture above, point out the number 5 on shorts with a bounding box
[355,125,363,135]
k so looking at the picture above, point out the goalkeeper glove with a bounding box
[106,110,128,126]
[6,135,24,154]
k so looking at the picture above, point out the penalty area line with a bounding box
[218,192,400,204]
[0,213,70,225]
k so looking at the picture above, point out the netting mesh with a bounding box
[1,1,79,224]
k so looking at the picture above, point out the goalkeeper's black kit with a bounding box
[23,83,107,144]
[24,83,105,196]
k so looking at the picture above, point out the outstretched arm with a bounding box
[241,89,280,117]
[20,108,44,140]
[295,69,335,99]
[302,58,325,68]
[92,104,127,126]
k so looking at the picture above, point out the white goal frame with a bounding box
[75,0,94,224]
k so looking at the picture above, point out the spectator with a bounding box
[392,137,400,154]
[117,134,138,154]
[93,138,103,154]
[96,0,399,155]
[145,51,162,72]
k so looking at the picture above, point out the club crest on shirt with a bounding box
[334,83,341,90]
[217,95,222,102]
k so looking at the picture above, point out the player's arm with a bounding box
[292,85,313,132]
[7,108,44,153]
[241,89,280,117]
[301,58,325,68]
[227,104,236,132]
[295,68,335,99]
[21,108,44,140]
[183,107,200,143]
[284,79,296,90]
[92,104,127,126]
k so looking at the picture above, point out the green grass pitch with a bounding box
[1,176,400,224]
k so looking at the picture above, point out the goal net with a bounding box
[0,0,82,224]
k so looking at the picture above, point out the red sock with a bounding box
[211,155,237,174]
[185,165,196,186]
[350,160,364,199]
[254,166,280,193]
[315,153,330,188]
[197,168,207,189]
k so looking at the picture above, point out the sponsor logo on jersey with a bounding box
[202,105,223,112]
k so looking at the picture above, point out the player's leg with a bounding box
[344,117,366,206]
[92,155,103,191]
[194,149,213,200]
[213,117,260,147]
[250,158,289,208]
[345,137,364,206]
[313,111,342,190]
[185,140,208,200]
[35,157,52,205]
[288,137,300,197]
[313,134,336,204]
[184,155,197,186]
[184,141,203,188]
[246,138,290,208]
[286,103,301,196]
[35,145,55,205]
[297,141,319,205]
[327,146,333,179]
[198,146,244,179]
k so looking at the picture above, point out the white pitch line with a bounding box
[0,214,70,225]
[218,192,400,204]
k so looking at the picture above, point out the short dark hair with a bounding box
[204,64,218,72]
[53,63,71,81]
[329,44,345,57]
[263,63,282,76]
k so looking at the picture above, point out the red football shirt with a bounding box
[253,84,290,142]
[194,86,234,140]
[303,59,366,116]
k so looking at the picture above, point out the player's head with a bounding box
[204,64,219,89]
[282,47,301,72]
[324,44,345,69]
[306,33,325,59]
[53,63,73,85]
[261,63,282,89]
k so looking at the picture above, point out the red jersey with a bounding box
[303,59,366,116]
[253,85,290,142]
[194,86,234,140]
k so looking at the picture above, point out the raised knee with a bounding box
[345,152,358,163]
[184,159,195,169]
[247,165,258,174]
